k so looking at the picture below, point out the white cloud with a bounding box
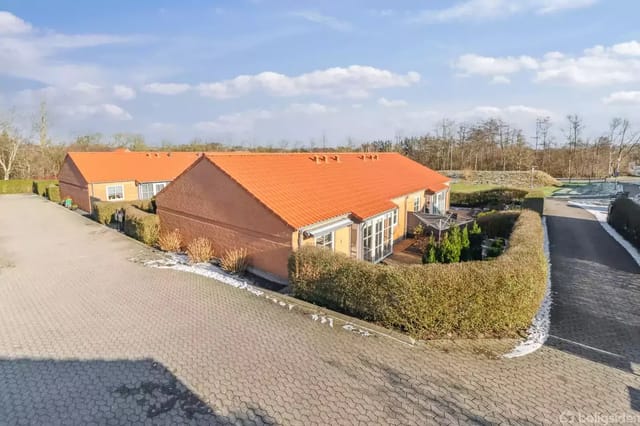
[0,11,32,34]
[197,66,420,99]
[63,103,132,121]
[72,82,102,96]
[290,11,352,31]
[413,0,597,23]
[491,75,511,84]
[455,54,538,76]
[378,97,408,108]
[142,83,191,95]
[461,104,553,119]
[113,85,136,100]
[285,103,337,114]
[603,91,640,105]
[0,12,136,87]
[456,40,640,86]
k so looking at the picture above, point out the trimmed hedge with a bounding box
[46,185,61,203]
[450,188,528,208]
[123,206,160,245]
[0,179,33,194]
[523,191,545,215]
[476,211,520,239]
[33,180,58,196]
[92,199,153,225]
[608,198,640,249]
[289,210,546,338]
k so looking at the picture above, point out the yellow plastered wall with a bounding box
[295,225,351,256]
[90,181,138,202]
[391,190,423,240]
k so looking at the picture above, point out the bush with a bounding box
[220,248,249,274]
[123,206,160,245]
[0,179,33,194]
[33,180,58,196]
[289,210,546,339]
[523,190,545,215]
[608,198,640,249]
[158,228,182,252]
[476,211,520,239]
[46,185,61,203]
[450,188,528,208]
[186,237,214,264]
[92,200,154,225]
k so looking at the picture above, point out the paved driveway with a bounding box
[546,199,640,373]
[0,195,639,425]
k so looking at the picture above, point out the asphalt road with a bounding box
[545,199,640,374]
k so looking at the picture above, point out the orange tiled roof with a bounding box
[205,152,450,229]
[66,150,202,183]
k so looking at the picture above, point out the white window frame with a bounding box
[362,211,395,263]
[413,196,420,212]
[139,182,169,200]
[392,209,398,226]
[153,182,167,194]
[315,231,335,251]
[106,184,125,201]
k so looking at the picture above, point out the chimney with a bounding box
[332,155,340,162]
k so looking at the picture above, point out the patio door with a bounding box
[362,211,394,263]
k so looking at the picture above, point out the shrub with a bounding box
[450,188,528,208]
[476,211,519,239]
[523,190,545,215]
[608,198,640,249]
[33,180,58,196]
[46,185,61,203]
[186,237,214,264]
[92,200,154,225]
[158,228,182,252]
[289,210,546,339]
[0,179,33,194]
[123,206,160,245]
[468,222,484,260]
[220,248,249,274]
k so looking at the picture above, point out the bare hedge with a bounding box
[289,210,546,338]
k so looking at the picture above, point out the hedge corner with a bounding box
[523,190,545,216]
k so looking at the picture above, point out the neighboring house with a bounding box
[58,148,201,213]
[156,152,450,283]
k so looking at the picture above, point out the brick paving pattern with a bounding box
[0,194,639,425]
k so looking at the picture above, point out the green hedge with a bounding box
[608,198,640,249]
[92,199,154,225]
[33,180,58,196]
[0,179,34,194]
[46,185,61,203]
[289,210,546,339]
[123,206,160,245]
[450,188,528,208]
[476,211,520,239]
[523,191,545,215]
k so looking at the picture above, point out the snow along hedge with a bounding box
[289,210,547,339]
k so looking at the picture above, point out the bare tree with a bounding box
[0,119,24,180]
[608,118,640,178]
[565,114,583,181]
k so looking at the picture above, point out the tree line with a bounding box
[1,104,639,180]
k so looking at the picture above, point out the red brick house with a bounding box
[156,152,450,283]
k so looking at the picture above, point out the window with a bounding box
[139,182,168,200]
[362,211,396,263]
[315,232,334,250]
[106,185,124,201]
[392,209,398,226]
[413,196,420,212]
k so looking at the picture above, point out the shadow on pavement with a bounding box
[0,357,275,425]
[630,387,640,412]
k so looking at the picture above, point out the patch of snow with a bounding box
[504,217,552,358]
[570,202,640,267]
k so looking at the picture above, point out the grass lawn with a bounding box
[450,182,561,197]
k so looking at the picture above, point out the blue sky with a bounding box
[0,0,639,146]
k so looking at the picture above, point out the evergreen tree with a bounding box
[461,226,472,261]
[469,221,484,260]
[422,235,438,264]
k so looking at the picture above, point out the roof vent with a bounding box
[154,153,160,157]
[332,155,340,163]
[167,152,171,157]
